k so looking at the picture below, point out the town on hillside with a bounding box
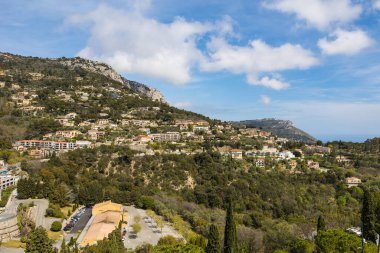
[1,53,379,253]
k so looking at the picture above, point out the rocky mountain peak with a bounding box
[58,57,165,103]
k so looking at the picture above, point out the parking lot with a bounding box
[123,206,183,250]
[65,207,92,234]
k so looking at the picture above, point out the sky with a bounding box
[1,0,380,142]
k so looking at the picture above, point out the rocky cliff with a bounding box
[59,57,165,102]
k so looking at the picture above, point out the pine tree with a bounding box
[60,238,66,253]
[206,224,220,253]
[223,201,237,253]
[26,226,53,253]
[362,188,377,243]
[317,215,326,232]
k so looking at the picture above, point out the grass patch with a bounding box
[60,204,73,218]
[0,185,16,207]
[48,231,63,241]
[2,240,26,248]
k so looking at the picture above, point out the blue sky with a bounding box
[1,0,380,141]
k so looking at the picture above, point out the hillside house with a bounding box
[255,158,265,167]
[150,132,181,142]
[87,130,105,140]
[230,149,243,159]
[56,130,81,139]
[28,72,44,80]
[239,128,259,137]
[288,160,297,169]
[278,151,295,160]
[345,177,361,188]
[307,160,320,170]
[336,155,352,163]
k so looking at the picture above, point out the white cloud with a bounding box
[249,76,290,90]
[263,0,362,30]
[66,3,215,85]
[66,2,319,89]
[260,95,272,105]
[174,101,192,108]
[202,38,318,89]
[374,0,380,9]
[318,29,373,55]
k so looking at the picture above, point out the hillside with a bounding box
[0,52,212,146]
[236,118,317,143]
[2,52,380,253]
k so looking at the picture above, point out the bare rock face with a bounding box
[59,57,165,102]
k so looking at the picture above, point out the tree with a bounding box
[362,188,377,243]
[60,238,67,253]
[133,223,142,235]
[206,224,220,253]
[315,229,377,253]
[317,215,326,233]
[223,201,237,253]
[50,221,62,232]
[157,235,178,246]
[74,243,79,253]
[26,226,53,253]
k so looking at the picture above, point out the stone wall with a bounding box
[0,214,20,241]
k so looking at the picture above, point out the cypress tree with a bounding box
[317,214,326,232]
[362,188,377,243]
[223,201,237,253]
[60,238,66,253]
[206,224,220,253]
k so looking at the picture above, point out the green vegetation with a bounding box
[206,224,220,253]
[4,53,380,252]
[317,215,326,232]
[82,227,125,253]
[45,203,65,218]
[315,229,377,253]
[25,226,53,253]
[0,185,16,207]
[223,201,237,253]
[132,223,142,235]
[50,221,62,232]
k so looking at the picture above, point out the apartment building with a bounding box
[15,140,76,151]
[0,175,19,190]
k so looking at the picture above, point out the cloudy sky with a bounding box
[1,0,380,141]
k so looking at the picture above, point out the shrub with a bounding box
[132,223,142,234]
[45,204,64,218]
[50,221,62,232]
[157,235,178,246]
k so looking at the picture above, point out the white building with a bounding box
[0,175,19,190]
[278,151,295,160]
[15,140,76,151]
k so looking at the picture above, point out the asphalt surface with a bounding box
[0,247,24,253]
[70,207,92,234]
[0,190,49,228]
[123,206,183,250]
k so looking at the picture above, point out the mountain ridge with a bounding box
[58,56,166,103]
[235,118,317,143]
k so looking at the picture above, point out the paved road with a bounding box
[0,190,49,228]
[123,206,183,250]
[0,247,24,253]
[70,207,92,234]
